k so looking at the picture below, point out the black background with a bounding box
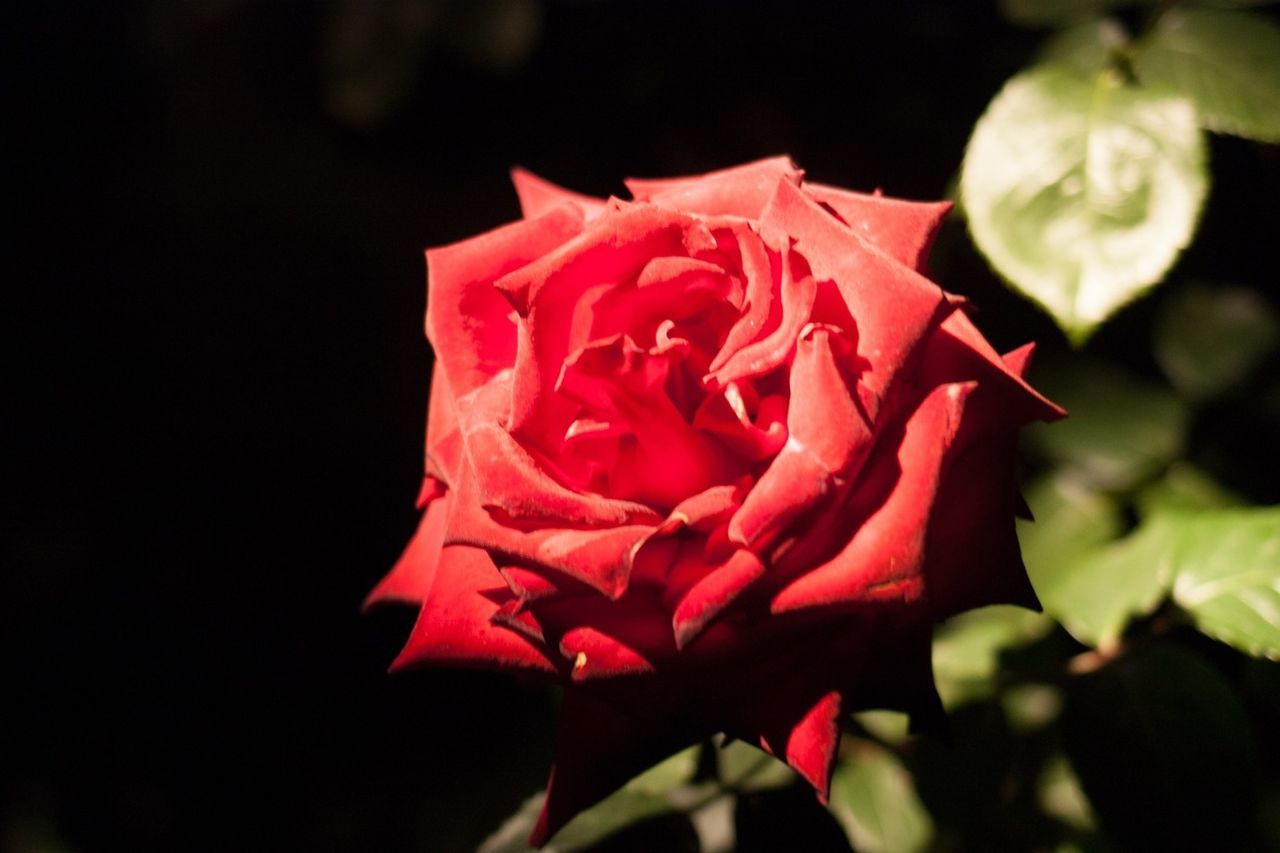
[7,2,1279,851]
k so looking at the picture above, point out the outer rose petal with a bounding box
[624,156,803,219]
[511,167,608,222]
[364,491,448,609]
[425,205,585,397]
[390,541,558,674]
[917,307,1065,428]
[803,181,952,271]
[760,178,945,418]
[922,430,1041,619]
[769,381,973,613]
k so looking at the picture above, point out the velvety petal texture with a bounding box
[369,158,1064,846]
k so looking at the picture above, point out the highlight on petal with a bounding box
[425,205,585,397]
[511,167,608,221]
[625,156,803,219]
[804,181,952,271]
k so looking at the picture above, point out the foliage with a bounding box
[964,1,1280,342]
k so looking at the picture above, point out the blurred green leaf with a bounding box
[1038,17,1130,74]
[1134,9,1280,141]
[1019,472,1126,589]
[961,65,1207,344]
[830,741,934,853]
[1135,461,1246,517]
[1154,282,1280,401]
[1024,363,1190,489]
[626,745,700,795]
[478,747,705,852]
[1038,514,1177,649]
[1171,508,1280,659]
[478,794,546,853]
[1040,506,1280,654]
[1002,683,1064,732]
[1038,753,1097,831]
[932,605,1056,707]
[1062,643,1261,850]
[852,709,912,745]
[716,740,796,792]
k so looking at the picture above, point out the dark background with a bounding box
[7,2,1278,851]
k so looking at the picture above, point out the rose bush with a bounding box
[368,157,1064,845]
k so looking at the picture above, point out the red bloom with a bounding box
[368,157,1063,845]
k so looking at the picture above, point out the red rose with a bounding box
[368,157,1063,845]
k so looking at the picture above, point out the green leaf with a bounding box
[1038,18,1131,74]
[1154,282,1280,402]
[931,605,1056,707]
[1039,505,1280,655]
[1062,643,1262,850]
[1134,8,1280,141]
[478,747,706,852]
[1038,754,1097,831]
[1002,683,1064,732]
[1024,362,1190,489]
[1019,472,1127,590]
[1135,461,1246,518]
[716,739,796,792]
[1038,514,1178,649]
[1171,508,1280,659]
[625,744,700,795]
[829,741,934,853]
[961,65,1207,343]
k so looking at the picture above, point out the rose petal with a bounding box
[625,156,803,218]
[769,381,973,613]
[363,493,449,609]
[774,690,842,800]
[728,324,873,548]
[442,460,656,598]
[923,431,1041,619]
[425,205,585,397]
[804,181,951,271]
[455,371,660,526]
[706,242,817,388]
[557,334,743,509]
[496,205,702,448]
[511,167,607,222]
[389,542,558,674]
[760,178,945,418]
[917,307,1065,429]
[671,548,766,650]
[708,224,779,371]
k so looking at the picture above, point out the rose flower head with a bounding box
[367,157,1064,846]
